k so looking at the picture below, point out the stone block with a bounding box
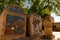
[43,16,55,38]
[26,13,42,36]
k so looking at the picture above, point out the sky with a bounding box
[24,0,31,8]
[51,13,60,23]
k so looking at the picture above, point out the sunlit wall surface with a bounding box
[53,32,60,40]
[51,13,60,22]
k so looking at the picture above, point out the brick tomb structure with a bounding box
[26,13,42,37]
[0,4,26,38]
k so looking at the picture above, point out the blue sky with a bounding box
[24,0,31,8]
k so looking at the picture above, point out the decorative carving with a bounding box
[5,13,25,35]
[27,13,42,36]
[44,16,55,38]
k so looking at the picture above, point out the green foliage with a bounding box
[0,0,25,13]
[26,0,60,18]
[0,0,60,18]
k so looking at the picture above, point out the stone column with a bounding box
[43,16,55,39]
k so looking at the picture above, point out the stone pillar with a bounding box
[43,16,55,39]
[26,13,42,37]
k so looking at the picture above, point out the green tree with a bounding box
[26,0,60,18]
[0,0,60,18]
[0,0,25,13]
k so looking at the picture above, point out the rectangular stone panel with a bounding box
[26,13,42,36]
[5,14,26,35]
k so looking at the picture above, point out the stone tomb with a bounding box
[27,13,42,36]
[0,4,26,37]
[44,16,55,38]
